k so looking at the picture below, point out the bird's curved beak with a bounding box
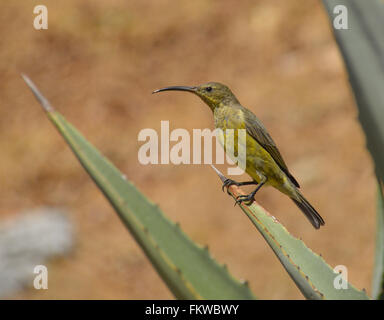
[152,86,197,94]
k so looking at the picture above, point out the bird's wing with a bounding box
[243,108,300,188]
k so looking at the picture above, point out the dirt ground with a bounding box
[0,0,376,299]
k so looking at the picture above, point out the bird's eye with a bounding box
[205,87,212,92]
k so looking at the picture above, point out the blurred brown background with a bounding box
[0,0,376,299]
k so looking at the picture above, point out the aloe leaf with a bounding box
[322,0,384,182]
[373,182,384,299]
[322,0,384,299]
[212,166,370,300]
[22,75,256,300]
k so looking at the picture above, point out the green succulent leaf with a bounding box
[22,75,256,300]
[373,182,384,299]
[322,0,384,181]
[322,0,384,299]
[212,165,370,300]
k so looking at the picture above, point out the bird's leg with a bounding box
[235,176,267,206]
[222,179,258,195]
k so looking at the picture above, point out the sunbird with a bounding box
[153,82,325,229]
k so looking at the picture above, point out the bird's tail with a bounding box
[291,191,325,229]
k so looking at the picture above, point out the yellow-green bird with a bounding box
[153,82,325,229]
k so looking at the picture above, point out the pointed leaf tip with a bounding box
[21,74,54,112]
[210,164,227,183]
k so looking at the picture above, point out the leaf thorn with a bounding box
[21,73,54,112]
[210,164,227,183]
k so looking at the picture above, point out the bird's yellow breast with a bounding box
[214,105,292,194]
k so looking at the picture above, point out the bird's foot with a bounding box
[235,194,255,206]
[234,178,266,206]
[222,179,258,195]
[222,178,240,195]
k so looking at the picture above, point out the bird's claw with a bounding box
[222,179,257,205]
[234,194,254,206]
[222,178,238,195]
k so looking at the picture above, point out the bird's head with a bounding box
[153,82,239,111]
